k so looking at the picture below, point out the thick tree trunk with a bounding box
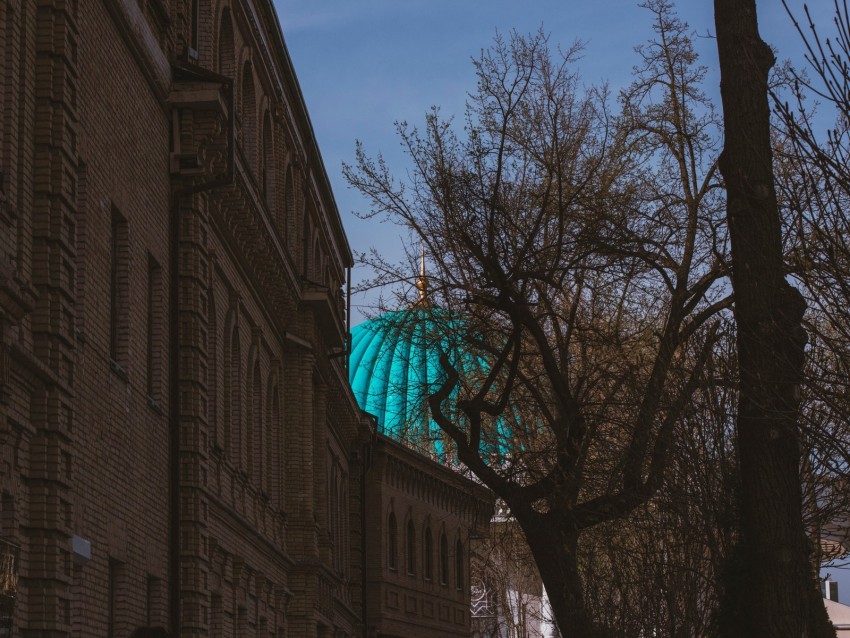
[713,1,833,636]
[516,512,610,638]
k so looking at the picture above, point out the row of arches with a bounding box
[208,286,284,506]
[216,5,299,256]
[208,544,287,638]
[185,1,345,313]
[222,5,345,301]
[387,512,464,590]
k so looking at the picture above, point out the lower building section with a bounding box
[364,435,494,638]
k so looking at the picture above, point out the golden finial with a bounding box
[415,244,429,303]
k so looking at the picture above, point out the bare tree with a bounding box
[346,4,729,634]
[775,0,850,595]
[579,321,739,637]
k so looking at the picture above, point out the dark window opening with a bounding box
[439,532,448,586]
[388,512,397,570]
[217,9,234,78]
[406,519,416,575]
[189,0,199,57]
[240,62,257,170]
[110,209,129,371]
[262,113,275,211]
[456,539,464,590]
[424,527,433,580]
[146,254,162,401]
[223,317,241,463]
[107,558,124,638]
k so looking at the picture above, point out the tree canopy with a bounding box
[346,1,849,634]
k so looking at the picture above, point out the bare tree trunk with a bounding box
[713,1,833,635]
[517,512,610,638]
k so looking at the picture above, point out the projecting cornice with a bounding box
[374,434,495,535]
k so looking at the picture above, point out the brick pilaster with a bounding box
[176,193,212,637]
[23,0,80,634]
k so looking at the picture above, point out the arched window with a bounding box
[387,512,397,570]
[207,287,219,448]
[240,62,257,172]
[217,9,234,78]
[312,237,322,281]
[455,539,464,590]
[424,526,433,580]
[194,0,213,67]
[262,112,275,211]
[266,381,280,500]
[2,492,15,540]
[250,358,262,487]
[302,208,312,277]
[406,519,416,575]
[330,464,339,569]
[189,0,200,57]
[282,166,294,247]
[223,317,241,462]
[439,531,448,586]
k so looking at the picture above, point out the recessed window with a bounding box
[145,575,162,624]
[388,512,397,571]
[107,558,124,638]
[262,112,275,210]
[240,62,257,169]
[246,356,262,484]
[223,316,241,462]
[424,527,433,580]
[146,254,162,401]
[456,539,464,590]
[269,385,281,502]
[217,9,234,78]
[109,208,129,371]
[189,0,199,57]
[283,166,294,245]
[439,532,448,586]
[406,519,416,575]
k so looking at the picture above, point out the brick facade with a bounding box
[364,436,493,638]
[0,0,361,634]
[0,1,492,636]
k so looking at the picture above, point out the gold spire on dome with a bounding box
[415,244,430,305]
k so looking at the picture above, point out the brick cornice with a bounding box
[209,156,301,338]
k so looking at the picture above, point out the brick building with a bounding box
[364,435,492,638]
[349,309,495,638]
[0,0,492,636]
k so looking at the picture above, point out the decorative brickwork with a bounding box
[365,436,494,638]
[0,1,491,636]
[26,0,81,633]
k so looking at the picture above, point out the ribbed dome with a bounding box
[349,308,466,451]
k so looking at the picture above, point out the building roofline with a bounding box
[258,0,353,268]
[374,432,495,505]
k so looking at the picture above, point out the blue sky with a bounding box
[274,0,832,321]
[273,0,847,597]
[274,0,834,321]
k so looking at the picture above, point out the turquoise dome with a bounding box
[349,308,513,462]
[349,309,466,451]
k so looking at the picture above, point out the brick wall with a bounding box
[0,1,485,637]
[365,436,494,638]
